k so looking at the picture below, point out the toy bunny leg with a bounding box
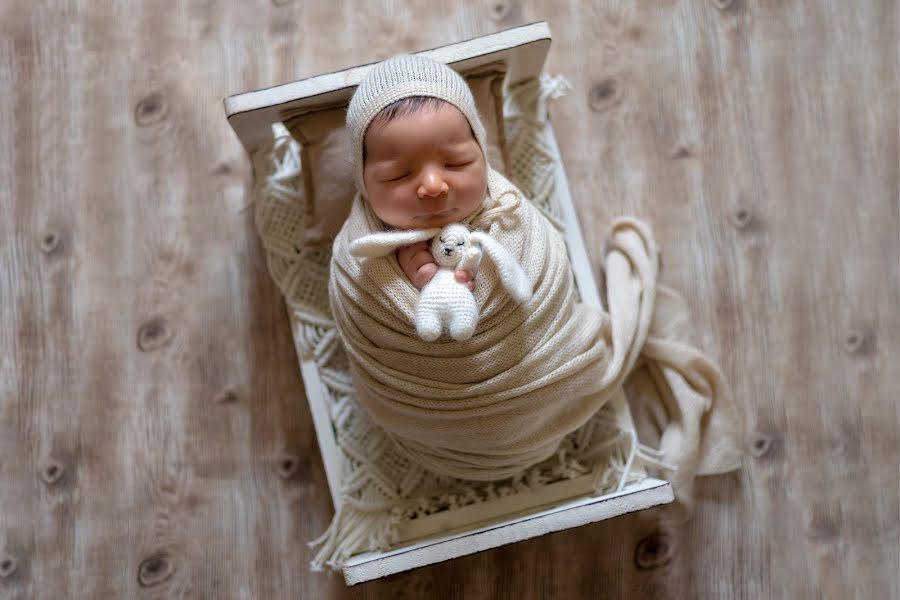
[448,294,478,341]
[416,300,442,341]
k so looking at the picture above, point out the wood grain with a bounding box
[0,1,896,598]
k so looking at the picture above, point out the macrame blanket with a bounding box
[252,74,741,573]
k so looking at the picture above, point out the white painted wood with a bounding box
[343,478,674,585]
[292,314,344,510]
[546,118,604,311]
[393,453,640,544]
[224,22,551,154]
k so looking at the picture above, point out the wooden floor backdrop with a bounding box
[1,1,897,598]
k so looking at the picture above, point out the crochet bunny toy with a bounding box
[350,223,532,341]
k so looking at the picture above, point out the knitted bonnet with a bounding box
[346,54,490,198]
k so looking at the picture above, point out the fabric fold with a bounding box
[329,166,740,499]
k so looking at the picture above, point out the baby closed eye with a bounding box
[381,172,410,182]
[379,160,474,182]
[446,160,473,168]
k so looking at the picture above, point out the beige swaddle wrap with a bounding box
[327,53,740,532]
[329,166,741,504]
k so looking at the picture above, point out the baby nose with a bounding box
[418,169,449,198]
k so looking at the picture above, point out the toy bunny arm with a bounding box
[469,232,532,305]
[350,227,441,258]
[457,245,482,272]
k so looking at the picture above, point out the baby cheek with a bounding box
[368,187,419,226]
[366,190,391,217]
[456,171,487,210]
[387,188,420,216]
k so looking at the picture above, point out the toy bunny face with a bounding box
[431,224,471,268]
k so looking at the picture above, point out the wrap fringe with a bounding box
[308,501,400,572]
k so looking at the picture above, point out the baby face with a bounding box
[362,101,487,230]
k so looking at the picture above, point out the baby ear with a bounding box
[350,228,440,258]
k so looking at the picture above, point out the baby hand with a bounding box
[396,241,476,291]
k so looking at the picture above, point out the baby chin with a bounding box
[412,207,466,228]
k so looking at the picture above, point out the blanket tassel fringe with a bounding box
[308,501,399,572]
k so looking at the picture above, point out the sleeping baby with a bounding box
[328,54,738,500]
[360,93,484,294]
[348,85,533,342]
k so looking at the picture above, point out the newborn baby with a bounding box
[331,53,709,487]
[361,95,484,292]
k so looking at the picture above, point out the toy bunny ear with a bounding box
[470,232,532,305]
[350,228,441,258]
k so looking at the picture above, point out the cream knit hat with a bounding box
[346,54,490,198]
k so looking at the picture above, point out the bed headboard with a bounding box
[223,21,552,155]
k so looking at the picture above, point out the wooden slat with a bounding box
[224,21,551,154]
[343,479,674,585]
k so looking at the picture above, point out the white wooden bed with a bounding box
[224,21,672,586]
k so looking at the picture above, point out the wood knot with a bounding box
[749,434,771,458]
[489,0,511,21]
[634,530,674,569]
[214,388,239,404]
[211,162,232,175]
[137,316,173,352]
[589,79,621,112]
[807,506,841,542]
[711,0,734,9]
[40,459,65,485]
[729,206,752,229]
[0,554,18,579]
[138,552,175,587]
[843,329,865,354]
[276,454,300,480]
[670,145,692,159]
[134,93,168,127]
[39,231,61,254]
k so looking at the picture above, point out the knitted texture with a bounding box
[331,167,614,479]
[348,223,530,341]
[346,54,490,197]
[330,164,740,483]
[253,73,741,571]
